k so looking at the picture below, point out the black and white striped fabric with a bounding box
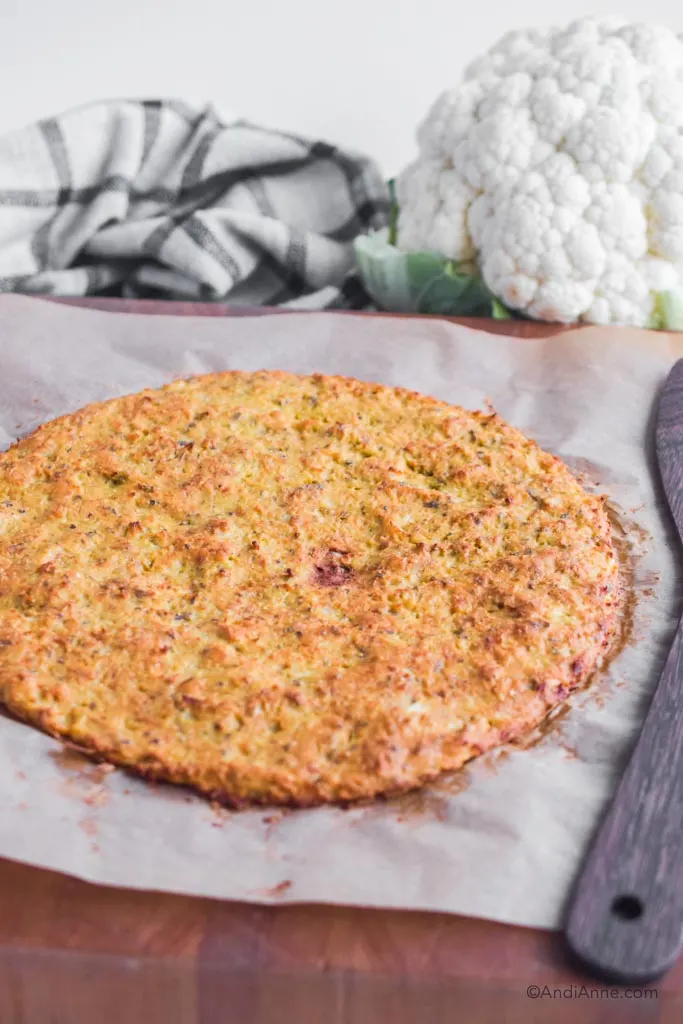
[0,100,390,308]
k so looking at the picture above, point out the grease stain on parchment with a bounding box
[207,801,233,829]
[255,879,293,899]
[49,745,115,793]
[79,817,100,852]
[49,744,115,852]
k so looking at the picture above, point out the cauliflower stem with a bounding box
[354,229,516,318]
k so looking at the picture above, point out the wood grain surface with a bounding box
[0,298,677,1023]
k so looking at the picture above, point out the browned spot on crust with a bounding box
[313,548,354,587]
[314,562,354,587]
[510,703,574,752]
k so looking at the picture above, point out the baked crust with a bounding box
[0,371,621,806]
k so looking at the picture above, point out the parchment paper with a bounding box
[0,295,680,930]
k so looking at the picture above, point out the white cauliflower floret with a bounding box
[396,16,683,326]
[397,159,476,260]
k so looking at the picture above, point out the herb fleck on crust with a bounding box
[0,371,621,806]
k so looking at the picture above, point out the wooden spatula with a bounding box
[565,358,683,985]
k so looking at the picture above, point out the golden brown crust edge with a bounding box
[1,623,619,809]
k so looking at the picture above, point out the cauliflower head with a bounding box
[396,17,683,326]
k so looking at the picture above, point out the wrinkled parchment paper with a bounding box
[0,295,680,930]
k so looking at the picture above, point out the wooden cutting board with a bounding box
[0,298,679,1024]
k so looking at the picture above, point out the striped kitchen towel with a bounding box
[0,100,390,308]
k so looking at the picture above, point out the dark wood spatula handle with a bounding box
[565,621,683,984]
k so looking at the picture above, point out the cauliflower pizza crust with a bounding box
[0,371,621,806]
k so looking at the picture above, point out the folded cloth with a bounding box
[0,100,390,308]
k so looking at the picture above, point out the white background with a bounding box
[2,0,682,176]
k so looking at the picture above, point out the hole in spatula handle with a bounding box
[611,895,644,922]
